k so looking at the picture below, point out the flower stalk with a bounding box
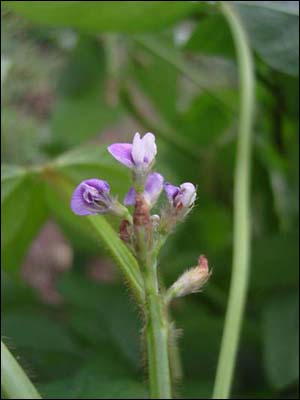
[143,257,172,399]
[70,131,210,399]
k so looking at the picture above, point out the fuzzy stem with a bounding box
[134,205,172,399]
[143,258,172,399]
[1,341,42,399]
[213,2,255,399]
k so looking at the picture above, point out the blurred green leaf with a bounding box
[2,312,78,353]
[173,301,223,381]
[39,375,146,399]
[1,171,48,273]
[176,90,234,147]
[185,13,235,58]
[58,273,141,367]
[131,39,178,121]
[134,35,235,111]
[51,36,122,148]
[4,1,197,33]
[1,176,32,247]
[53,146,130,194]
[181,380,214,399]
[262,293,299,388]
[235,1,299,76]
[1,165,27,205]
[195,203,232,253]
[57,35,102,96]
[251,230,299,290]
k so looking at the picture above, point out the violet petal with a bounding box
[144,172,163,205]
[71,179,111,215]
[164,182,179,203]
[107,143,134,168]
[124,187,136,206]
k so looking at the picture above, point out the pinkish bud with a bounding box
[198,255,209,272]
[166,255,211,301]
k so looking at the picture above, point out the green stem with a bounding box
[134,217,172,399]
[1,341,42,399]
[144,258,172,399]
[213,2,255,399]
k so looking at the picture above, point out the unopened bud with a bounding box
[151,214,160,229]
[119,219,132,244]
[166,255,211,301]
[133,193,151,227]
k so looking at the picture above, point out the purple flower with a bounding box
[124,172,164,207]
[71,179,113,215]
[164,182,196,209]
[108,132,157,170]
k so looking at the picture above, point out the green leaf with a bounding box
[181,380,214,399]
[174,302,223,381]
[194,202,232,253]
[176,90,234,147]
[39,376,147,399]
[1,170,48,273]
[1,165,27,204]
[4,1,197,33]
[58,273,141,367]
[235,1,299,76]
[262,293,299,388]
[2,312,78,353]
[134,35,236,108]
[52,146,131,194]
[51,36,123,148]
[185,13,235,58]
[250,230,299,290]
[131,38,178,121]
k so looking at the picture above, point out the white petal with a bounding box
[179,183,196,207]
[142,132,157,166]
[131,132,145,166]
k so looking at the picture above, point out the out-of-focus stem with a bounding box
[1,341,42,399]
[213,2,255,399]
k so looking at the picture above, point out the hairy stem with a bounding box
[1,341,42,399]
[134,203,172,399]
[213,2,255,399]
[144,258,172,399]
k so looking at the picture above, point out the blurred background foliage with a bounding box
[1,1,299,399]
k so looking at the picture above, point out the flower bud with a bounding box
[71,179,128,217]
[166,255,211,301]
[151,214,160,229]
[119,219,133,244]
[159,181,197,233]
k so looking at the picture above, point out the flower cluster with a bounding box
[71,132,209,298]
[71,132,196,226]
